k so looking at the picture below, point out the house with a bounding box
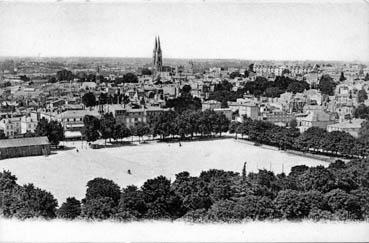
[202,100,221,111]
[260,109,295,126]
[107,104,169,128]
[0,136,50,159]
[327,119,365,138]
[0,117,22,138]
[228,101,259,120]
[297,110,336,133]
[20,116,38,134]
[55,109,101,132]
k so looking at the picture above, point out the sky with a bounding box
[0,0,368,61]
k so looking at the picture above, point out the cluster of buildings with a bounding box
[203,77,369,138]
[0,38,368,144]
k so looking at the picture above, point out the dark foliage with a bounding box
[57,197,81,219]
[35,118,64,146]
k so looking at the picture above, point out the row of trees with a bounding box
[230,118,369,158]
[149,110,230,140]
[207,76,313,106]
[51,69,139,84]
[244,76,311,98]
[2,156,368,221]
[82,106,369,159]
[82,109,230,144]
[82,92,130,108]
[211,74,337,102]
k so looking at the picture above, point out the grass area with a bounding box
[0,138,327,203]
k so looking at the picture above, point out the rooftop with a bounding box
[0,136,49,149]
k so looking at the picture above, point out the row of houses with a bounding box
[203,98,365,138]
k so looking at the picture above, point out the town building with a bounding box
[327,119,365,138]
[0,117,22,138]
[0,136,50,159]
[297,109,336,133]
[202,100,221,111]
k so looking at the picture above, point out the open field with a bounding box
[0,219,368,242]
[0,139,328,203]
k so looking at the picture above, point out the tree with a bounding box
[286,81,308,94]
[48,76,57,83]
[354,104,369,119]
[35,118,64,147]
[324,189,362,220]
[295,127,328,152]
[82,115,100,142]
[265,87,283,98]
[141,176,183,219]
[81,197,115,220]
[56,69,74,81]
[181,85,192,94]
[99,112,116,144]
[358,119,369,139]
[115,185,147,219]
[351,188,369,219]
[150,110,177,140]
[296,166,336,193]
[0,130,6,139]
[166,94,202,113]
[141,68,152,76]
[112,124,131,143]
[273,190,325,219]
[171,172,212,212]
[47,120,65,146]
[15,183,58,219]
[248,63,254,73]
[212,113,230,136]
[122,73,138,83]
[237,195,275,220]
[318,74,336,96]
[84,177,121,206]
[82,92,97,107]
[206,199,242,222]
[98,92,109,105]
[289,118,298,129]
[229,71,241,79]
[339,72,346,82]
[57,197,81,219]
[357,89,368,103]
[133,122,150,142]
[282,69,290,76]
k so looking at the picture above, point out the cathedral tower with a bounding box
[153,37,157,67]
[153,36,163,72]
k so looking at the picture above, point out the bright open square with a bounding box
[0,139,327,203]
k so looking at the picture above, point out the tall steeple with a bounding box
[156,36,162,72]
[157,36,161,52]
[153,37,158,67]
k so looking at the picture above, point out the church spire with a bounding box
[157,36,161,52]
[153,35,163,73]
[153,36,157,66]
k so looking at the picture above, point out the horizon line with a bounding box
[0,56,368,64]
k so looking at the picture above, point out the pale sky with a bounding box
[0,0,368,61]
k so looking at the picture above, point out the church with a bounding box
[152,36,172,81]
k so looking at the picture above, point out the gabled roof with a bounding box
[0,136,50,149]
